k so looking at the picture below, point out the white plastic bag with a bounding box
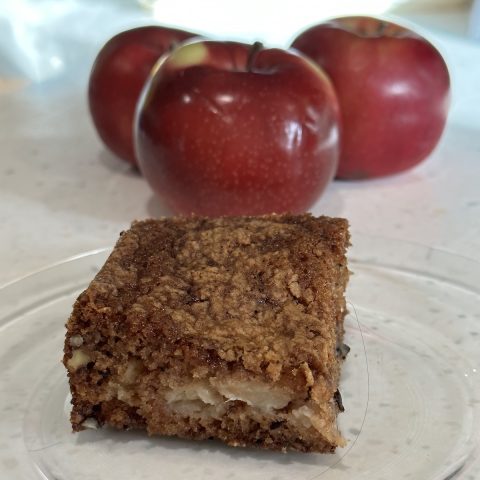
[0,0,153,83]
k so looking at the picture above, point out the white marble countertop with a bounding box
[1,2,480,286]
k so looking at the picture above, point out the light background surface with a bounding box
[0,0,479,285]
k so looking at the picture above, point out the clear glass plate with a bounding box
[0,235,479,480]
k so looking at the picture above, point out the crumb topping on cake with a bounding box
[70,215,348,382]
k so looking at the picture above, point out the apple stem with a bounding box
[377,21,387,36]
[247,42,263,72]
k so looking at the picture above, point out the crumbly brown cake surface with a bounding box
[64,214,350,453]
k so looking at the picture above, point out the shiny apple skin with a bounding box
[88,26,197,166]
[136,41,340,215]
[292,16,450,179]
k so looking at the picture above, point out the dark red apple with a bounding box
[89,26,197,166]
[135,40,340,215]
[291,16,450,179]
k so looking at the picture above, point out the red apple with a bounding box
[89,26,197,166]
[291,16,450,179]
[135,40,340,215]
